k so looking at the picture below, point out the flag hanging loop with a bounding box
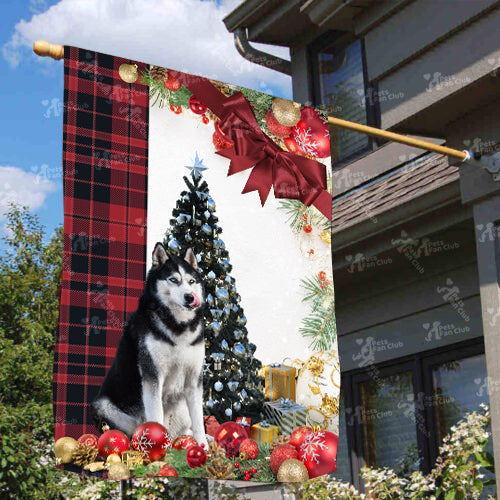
[32,40,473,163]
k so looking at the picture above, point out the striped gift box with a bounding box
[263,398,307,435]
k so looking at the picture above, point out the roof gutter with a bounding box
[234,28,291,75]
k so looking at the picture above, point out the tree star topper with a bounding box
[186,152,208,180]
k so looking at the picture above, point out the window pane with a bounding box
[331,393,351,483]
[359,371,420,474]
[317,39,370,162]
[432,354,488,443]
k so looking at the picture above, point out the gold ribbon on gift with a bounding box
[282,357,305,377]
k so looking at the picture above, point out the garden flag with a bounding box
[54,46,339,482]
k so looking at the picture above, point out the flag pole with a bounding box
[31,39,472,162]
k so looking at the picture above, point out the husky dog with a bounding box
[90,243,207,448]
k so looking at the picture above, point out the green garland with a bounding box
[140,69,192,109]
[278,199,330,232]
[299,275,336,351]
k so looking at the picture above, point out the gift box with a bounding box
[263,364,296,400]
[204,416,220,437]
[263,398,307,435]
[236,417,252,437]
[250,420,278,444]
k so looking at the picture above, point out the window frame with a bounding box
[308,31,383,167]
[338,337,486,491]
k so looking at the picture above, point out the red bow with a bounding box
[170,72,332,220]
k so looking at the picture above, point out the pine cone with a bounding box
[72,444,99,467]
[206,459,236,480]
[150,66,168,83]
[270,435,290,452]
[207,441,226,460]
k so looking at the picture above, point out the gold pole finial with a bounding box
[33,40,64,60]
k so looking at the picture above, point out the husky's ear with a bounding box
[184,248,197,270]
[152,242,169,267]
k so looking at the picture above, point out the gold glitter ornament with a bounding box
[277,458,309,482]
[55,436,78,464]
[320,394,339,418]
[106,453,122,466]
[272,98,301,127]
[119,63,138,84]
[306,356,325,377]
[320,229,331,245]
[108,462,131,480]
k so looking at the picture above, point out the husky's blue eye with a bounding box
[169,277,178,284]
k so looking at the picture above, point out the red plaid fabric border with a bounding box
[54,47,149,441]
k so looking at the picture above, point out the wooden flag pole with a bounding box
[32,39,471,162]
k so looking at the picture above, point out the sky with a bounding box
[0,0,291,245]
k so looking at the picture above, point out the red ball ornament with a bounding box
[270,444,299,474]
[186,444,208,468]
[212,121,234,151]
[284,136,304,156]
[214,422,247,458]
[189,95,207,115]
[291,107,330,158]
[164,73,181,91]
[239,438,259,460]
[132,421,172,462]
[78,433,98,448]
[97,430,130,459]
[303,224,312,233]
[172,435,197,451]
[202,115,210,124]
[289,425,313,451]
[299,430,338,478]
[170,105,182,114]
[158,465,178,477]
[265,109,292,138]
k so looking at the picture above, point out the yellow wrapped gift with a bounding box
[250,420,279,444]
[263,363,296,400]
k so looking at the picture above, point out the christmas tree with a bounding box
[163,153,265,423]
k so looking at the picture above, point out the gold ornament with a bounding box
[106,453,122,466]
[320,229,331,245]
[149,65,168,83]
[320,394,339,418]
[72,443,99,467]
[122,450,145,468]
[238,451,248,461]
[277,458,309,482]
[55,437,78,464]
[207,459,236,480]
[84,461,105,472]
[270,435,290,452]
[272,98,301,127]
[108,462,131,480]
[119,63,139,84]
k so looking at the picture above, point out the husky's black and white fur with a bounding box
[90,243,207,448]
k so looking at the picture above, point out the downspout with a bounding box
[234,28,291,75]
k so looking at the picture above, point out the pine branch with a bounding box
[278,199,330,232]
[140,69,192,109]
[299,302,336,351]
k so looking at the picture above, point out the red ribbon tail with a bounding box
[242,162,273,206]
[312,189,333,221]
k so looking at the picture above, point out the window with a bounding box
[310,34,380,164]
[334,340,489,490]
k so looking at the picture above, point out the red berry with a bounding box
[234,462,240,468]
[325,279,330,285]
[202,115,209,124]
[302,214,308,220]
[303,224,312,233]
[318,271,327,281]
[243,470,249,475]
[320,283,325,289]
[251,468,257,474]
[244,476,250,481]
